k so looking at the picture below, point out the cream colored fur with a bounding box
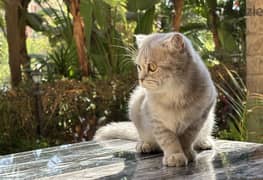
[93,122,139,141]
[94,32,217,167]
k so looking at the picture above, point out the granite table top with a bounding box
[0,139,262,180]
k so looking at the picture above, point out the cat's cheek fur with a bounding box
[141,83,158,91]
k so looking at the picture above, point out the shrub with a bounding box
[0,76,136,155]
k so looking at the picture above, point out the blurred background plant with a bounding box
[215,66,263,142]
[0,78,133,154]
[0,0,262,155]
[216,66,249,141]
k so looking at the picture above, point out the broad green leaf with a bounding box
[127,0,160,11]
[217,23,238,52]
[135,6,155,34]
[92,0,110,31]
[80,0,93,52]
[180,22,207,32]
[103,0,127,7]
[91,54,110,77]
[0,15,5,35]
[206,0,217,9]
[25,13,44,32]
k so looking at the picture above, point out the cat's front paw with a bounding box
[136,142,156,153]
[162,153,188,167]
[194,138,214,150]
[184,149,197,162]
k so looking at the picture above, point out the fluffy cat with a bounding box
[94,32,217,167]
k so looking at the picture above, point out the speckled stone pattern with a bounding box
[0,140,262,180]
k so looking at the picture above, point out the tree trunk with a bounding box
[20,0,31,80]
[5,0,30,87]
[208,1,221,49]
[209,11,221,49]
[68,0,89,77]
[5,0,22,87]
[172,0,184,32]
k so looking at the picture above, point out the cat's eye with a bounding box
[136,64,142,71]
[148,63,157,72]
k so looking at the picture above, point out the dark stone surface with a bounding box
[0,140,262,179]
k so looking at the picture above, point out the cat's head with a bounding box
[134,32,191,92]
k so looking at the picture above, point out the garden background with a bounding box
[0,0,262,155]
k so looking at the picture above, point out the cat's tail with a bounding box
[93,122,139,141]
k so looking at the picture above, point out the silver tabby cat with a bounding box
[94,32,217,167]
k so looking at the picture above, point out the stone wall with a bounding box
[247,0,263,93]
[246,0,263,143]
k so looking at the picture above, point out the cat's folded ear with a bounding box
[134,34,148,49]
[162,33,185,53]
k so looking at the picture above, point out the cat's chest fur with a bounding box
[146,93,190,134]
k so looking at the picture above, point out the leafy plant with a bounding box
[26,0,137,79]
[47,43,78,79]
[27,0,80,80]
[216,65,247,141]
[0,78,135,155]
[216,66,263,141]
[158,0,245,70]
[0,0,6,36]
[0,31,9,86]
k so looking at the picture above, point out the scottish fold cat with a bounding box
[94,32,217,167]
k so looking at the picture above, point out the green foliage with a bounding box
[47,43,78,79]
[216,66,263,141]
[27,0,79,80]
[84,0,159,78]
[26,0,137,79]
[16,0,163,80]
[0,15,5,36]
[26,34,50,54]
[158,0,246,67]
[135,6,155,34]
[79,0,92,51]
[0,0,256,153]
[127,0,160,11]
[216,66,248,141]
[212,0,246,63]
[0,31,9,86]
[0,78,135,155]
[0,1,5,36]
[1,0,247,81]
[25,12,45,32]
[36,1,73,45]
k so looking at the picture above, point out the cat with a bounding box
[94,32,217,167]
